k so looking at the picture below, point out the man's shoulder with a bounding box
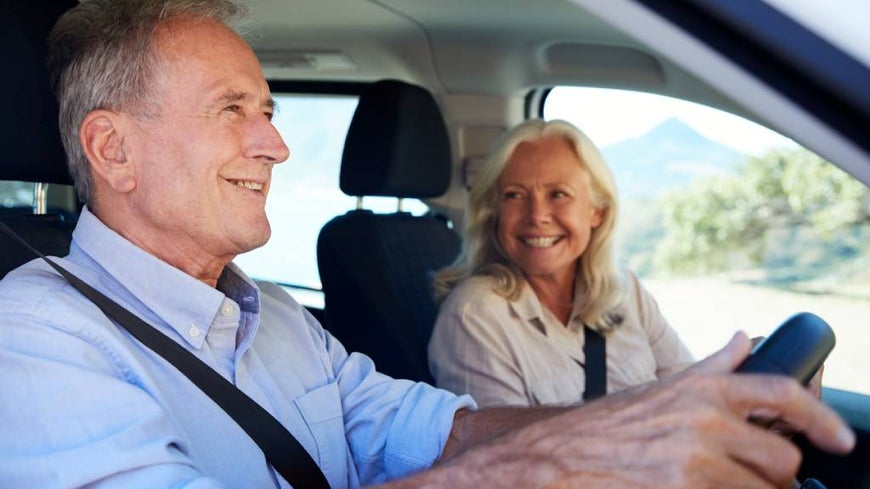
[255,280,310,320]
[0,258,70,300]
[0,258,97,327]
[255,280,329,338]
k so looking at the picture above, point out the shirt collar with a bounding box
[71,206,260,348]
[507,280,547,323]
[506,275,586,334]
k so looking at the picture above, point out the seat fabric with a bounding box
[0,213,77,279]
[0,0,79,278]
[317,79,460,383]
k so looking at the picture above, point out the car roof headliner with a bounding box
[248,0,744,114]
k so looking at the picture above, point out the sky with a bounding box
[544,87,797,156]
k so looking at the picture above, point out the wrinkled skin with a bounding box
[750,336,825,436]
[376,333,853,489]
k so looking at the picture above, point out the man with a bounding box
[0,0,854,488]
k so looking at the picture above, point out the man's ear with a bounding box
[79,109,136,193]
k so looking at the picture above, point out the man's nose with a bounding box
[246,115,290,165]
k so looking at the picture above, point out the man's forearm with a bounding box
[439,406,569,462]
[370,405,584,489]
[367,334,854,489]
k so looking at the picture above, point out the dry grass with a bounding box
[644,276,870,395]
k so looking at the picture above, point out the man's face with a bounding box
[120,18,289,268]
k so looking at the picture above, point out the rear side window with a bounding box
[234,94,358,307]
[234,92,427,308]
[544,86,870,395]
[0,182,34,209]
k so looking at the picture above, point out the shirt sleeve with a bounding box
[316,317,476,485]
[626,271,696,377]
[428,283,531,408]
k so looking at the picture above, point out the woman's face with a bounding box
[496,136,603,286]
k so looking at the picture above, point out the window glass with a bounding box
[544,86,870,395]
[234,93,427,308]
[0,181,34,209]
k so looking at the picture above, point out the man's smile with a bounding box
[225,178,265,192]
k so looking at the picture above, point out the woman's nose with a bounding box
[526,195,552,225]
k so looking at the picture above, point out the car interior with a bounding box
[0,0,78,278]
[317,79,461,384]
[1,0,868,487]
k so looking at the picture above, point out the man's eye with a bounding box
[551,190,568,199]
[503,191,522,200]
[265,111,274,121]
[224,104,242,114]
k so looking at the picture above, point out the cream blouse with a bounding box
[428,269,694,408]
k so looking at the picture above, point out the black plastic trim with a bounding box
[525,87,550,119]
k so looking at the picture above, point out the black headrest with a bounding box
[340,79,452,198]
[0,1,75,185]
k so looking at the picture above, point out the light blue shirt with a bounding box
[0,207,474,488]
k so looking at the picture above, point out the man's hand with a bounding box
[750,335,826,437]
[807,364,824,401]
[381,332,855,489]
[749,335,823,401]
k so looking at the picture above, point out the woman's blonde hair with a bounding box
[433,119,624,331]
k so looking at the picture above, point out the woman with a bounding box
[428,119,694,407]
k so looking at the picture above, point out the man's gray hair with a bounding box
[47,0,249,206]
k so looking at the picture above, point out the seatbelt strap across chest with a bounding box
[0,221,331,489]
[583,325,607,401]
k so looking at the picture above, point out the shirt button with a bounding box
[188,325,201,338]
[221,304,234,316]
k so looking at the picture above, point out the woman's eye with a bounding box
[503,191,522,200]
[551,190,568,198]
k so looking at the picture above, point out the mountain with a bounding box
[601,118,744,199]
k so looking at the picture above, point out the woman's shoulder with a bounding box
[616,267,644,296]
[605,267,649,318]
[448,275,498,297]
[444,274,504,305]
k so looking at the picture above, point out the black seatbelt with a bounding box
[0,221,330,489]
[582,325,607,401]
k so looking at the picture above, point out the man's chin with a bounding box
[232,223,271,255]
[244,230,271,253]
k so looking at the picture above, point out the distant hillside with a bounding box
[602,118,744,199]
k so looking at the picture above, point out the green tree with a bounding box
[655,148,870,276]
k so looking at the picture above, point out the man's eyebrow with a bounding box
[215,90,276,111]
[215,89,248,105]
